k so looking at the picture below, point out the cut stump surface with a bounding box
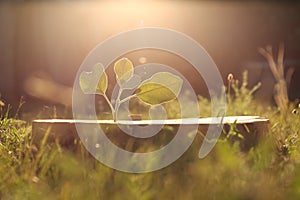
[32,116,269,152]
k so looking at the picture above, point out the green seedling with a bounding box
[79,58,183,121]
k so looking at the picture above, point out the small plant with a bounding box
[197,71,262,117]
[226,71,262,115]
[271,103,300,164]
[79,58,183,121]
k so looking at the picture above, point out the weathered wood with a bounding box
[32,116,269,152]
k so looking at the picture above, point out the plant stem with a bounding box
[114,86,137,121]
[114,87,123,121]
[102,85,137,121]
[119,94,137,105]
[103,94,115,121]
[227,80,231,106]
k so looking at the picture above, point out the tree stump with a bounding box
[32,116,269,154]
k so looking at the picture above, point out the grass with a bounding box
[1,71,300,200]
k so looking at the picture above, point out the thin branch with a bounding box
[258,44,289,114]
[258,47,280,81]
[119,94,137,105]
[277,43,284,79]
[286,67,295,90]
[103,94,115,117]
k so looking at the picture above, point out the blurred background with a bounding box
[0,0,300,117]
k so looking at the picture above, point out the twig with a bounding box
[258,44,290,114]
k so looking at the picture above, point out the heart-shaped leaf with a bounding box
[135,72,183,105]
[79,63,108,95]
[114,58,134,85]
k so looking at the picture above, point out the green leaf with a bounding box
[79,63,108,95]
[135,72,183,105]
[114,58,134,85]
